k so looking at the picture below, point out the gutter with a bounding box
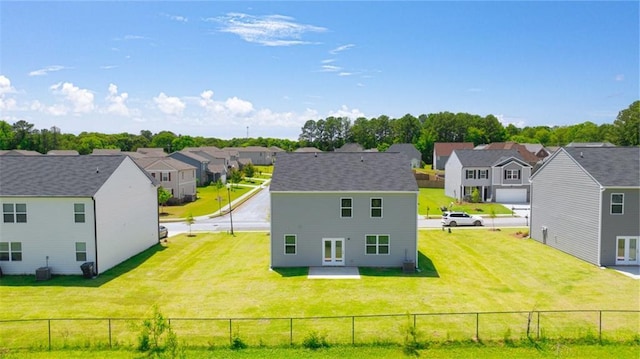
[92,197,99,275]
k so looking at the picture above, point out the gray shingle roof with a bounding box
[387,143,421,158]
[564,147,640,187]
[0,155,131,196]
[452,149,525,167]
[270,152,418,192]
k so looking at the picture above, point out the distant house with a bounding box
[0,150,41,156]
[433,142,474,170]
[521,144,550,161]
[530,147,639,267]
[566,142,615,148]
[481,142,541,166]
[0,155,159,275]
[295,147,323,153]
[335,143,364,152]
[444,149,532,203]
[46,150,79,156]
[224,146,273,165]
[170,148,228,186]
[133,157,197,203]
[387,143,422,168]
[270,152,418,268]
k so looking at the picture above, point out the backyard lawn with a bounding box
[418,188,513,217]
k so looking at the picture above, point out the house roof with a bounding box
[294,147,322,152]
[46,150,79,155]
[0,155,147,197]
[434,142,474,156]
[387,143,421,158]
[133,157,197,171]
[224,146,269,152]
[451,149,527,167]
[482,142,540,164]
[563,147,639,187]
[270,152,418,192]
[566,142,615,147]
[0,149,42,156]
[335,143,364,152]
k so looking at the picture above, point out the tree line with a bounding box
[1,101,637,164]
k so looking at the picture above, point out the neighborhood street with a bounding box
[163,186,531,237]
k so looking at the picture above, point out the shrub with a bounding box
[302,331,329,350]
[230,332,247,350]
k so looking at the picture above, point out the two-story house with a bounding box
[0,155,159,276]
[387,143,422,168]
[133,157,197,203]
[444,149,532,203]
[270,152,418,268]
[530,147,639,267]
[433,142,474,170]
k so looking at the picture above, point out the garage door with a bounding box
[495,188,527,203]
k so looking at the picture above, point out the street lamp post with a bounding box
[227,184,234,236]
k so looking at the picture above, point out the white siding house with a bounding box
[0,155,159,276]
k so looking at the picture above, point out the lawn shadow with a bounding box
[359,251,439,278]
[0,243,167,288]
[271,267,309,277]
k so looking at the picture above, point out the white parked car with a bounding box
[441,211,484,227]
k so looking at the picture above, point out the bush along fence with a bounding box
[1,310,638,350]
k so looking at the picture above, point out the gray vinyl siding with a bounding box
[600,188,640,266]
[444,153,463,199]
[435,155,448,170]
[270,192,417,267]
[530,151,601,265]
[169,153,208,186]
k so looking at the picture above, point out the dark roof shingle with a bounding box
[0,155,129,196]
[270,152,418,192]
[452,149,526,167]
[564,147,640,187]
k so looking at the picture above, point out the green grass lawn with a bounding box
[159,184,253,219]
[418,188,513,217]
[1,229,638,352]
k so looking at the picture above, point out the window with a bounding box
[162,172,171,181]
[284,235,297,255]
[478,170,488,179]
[3,203,26,223]
[0,242,22,261]
[365,235,390,255]
[465,169,476,179]
[611,193,624,214]
[74,203,85,223]
[76,242,87,261]
[370,198,383,218]
[504,169,520,180]
[341,198,353,218]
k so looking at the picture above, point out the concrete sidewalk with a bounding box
[308,267,361,279]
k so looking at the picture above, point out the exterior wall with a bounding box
[600,188,640,266]
[491,162,531,202]
[176,168,197,200]
[444,153,463,199]
[530,151,601,265]
[169,153,208,186]
[147,162,180,199]
[270,192,417,268]
[94,157,158,274]
[0,197,96,275]
[435,155,449,170]
[239,151,272,165]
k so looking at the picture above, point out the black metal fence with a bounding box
[1,310,638,350]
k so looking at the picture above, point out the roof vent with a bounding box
[361,156,364,162]
[314,152,317,157]
[580,152,583,158]
[96,167,100,173]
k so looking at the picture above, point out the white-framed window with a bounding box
[75,242,87,262]
[365,235,390,255]
[162,172,171,181]
[465,169,476,179]
[341,198,353,218]
[611,193,624,214]
[0,242,22,261]
[3,203,27,223]
[284,235,297,255]
[504,169,520,180]
[478,170,488,179]
[74,203,85,223]
[370,198,383,218]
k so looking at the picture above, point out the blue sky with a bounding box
[1,1,638,139]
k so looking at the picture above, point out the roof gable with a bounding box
[0,155,133,197]
[452,149,525,167]
[434,142,474,157]
[270,152,418,192]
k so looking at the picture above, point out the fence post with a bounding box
[108,319,112,348]
[537,312,540,339]
[413,314,416,329]
[598,311,602,342]
[352,316,355,345]
[475,313,479,340]
[229,319,232,346]
[290,318,293,346]
[48,319,51,351]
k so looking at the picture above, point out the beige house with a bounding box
[134,157,197,203]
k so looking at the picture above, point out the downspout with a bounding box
[92,197,99,275]
[597,186,605,266]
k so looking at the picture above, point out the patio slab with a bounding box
[308,266,361,279]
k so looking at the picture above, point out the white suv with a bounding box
[441,211,484,227]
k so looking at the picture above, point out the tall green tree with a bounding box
[613,101,639,146]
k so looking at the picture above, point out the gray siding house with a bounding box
[270,152,418,268]
[387,143,422,168]
[530,147,639,267]
[444,149,532,203]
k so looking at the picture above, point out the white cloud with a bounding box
[154,92,185,115]
[50,82,95,113]
[123,35,148,40]
[328,105,365,119]
[321,65,341,72]
[162,13,188,22]
[0,75,17,109]
[338,72,353,77]
[100,65,118,70]
[225,97,254,114]
[198,90,254,115]
[330,44,355,54]
[614,74,624,81]
[321,59,335,64]
[105,83,130,116]
[495,114,526,128]
[0,75,16,95]
[215,13,326,46]
[28,65,68,76]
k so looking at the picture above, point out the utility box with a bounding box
[36,267,51,281]
[403,261,415,274]
[80,262,94,279]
